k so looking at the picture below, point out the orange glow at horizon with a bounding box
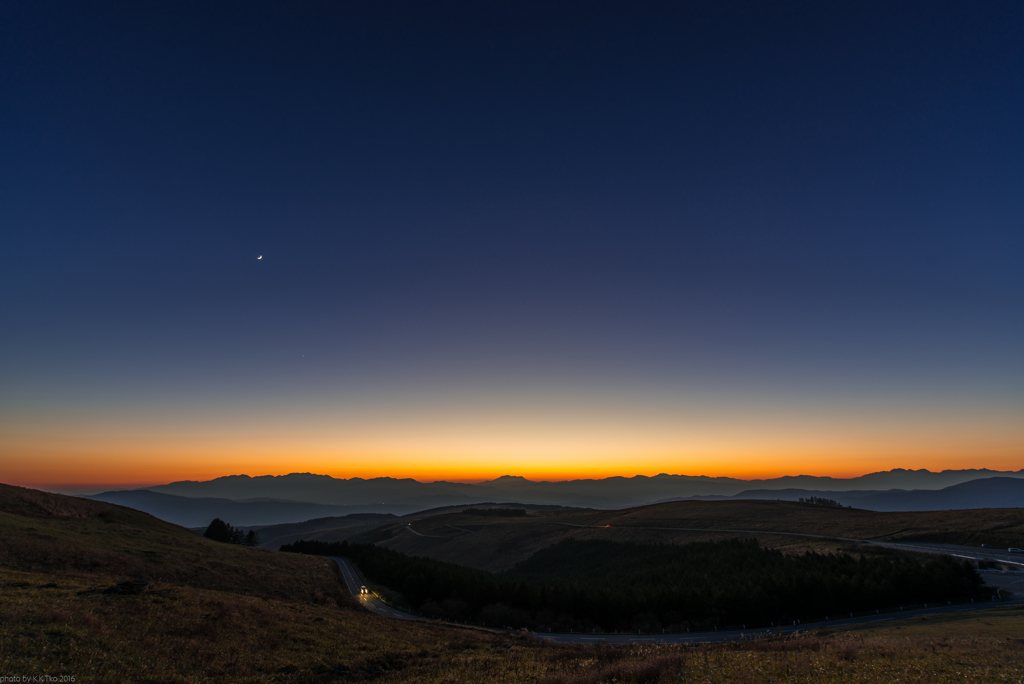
[3,393,1022,488]
[4,435,1022,488]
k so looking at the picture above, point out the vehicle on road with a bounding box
[1009,548,1024,554]
[360,585,369,595]
[981,544,993,548]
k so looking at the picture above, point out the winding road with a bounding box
[331,556,419,620]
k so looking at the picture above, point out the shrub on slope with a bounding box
[0,483,344,603]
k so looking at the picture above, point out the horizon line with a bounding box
[14,465,1024,493]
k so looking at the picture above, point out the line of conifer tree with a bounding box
[797,496,847,508]
[280,537,986,632]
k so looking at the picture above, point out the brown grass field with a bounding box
[3,483,1024,682]
[356,500,1024,571]
[3,565,1024,683]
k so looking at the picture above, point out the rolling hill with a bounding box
[855,477,1024,511]
[0,482,346,601]
[350,499,1024,572]
[246,513,399,549]
[3,482,1024,683]
[692,476,1024,511]
[0,482,538,682]
[81,475,1024,532]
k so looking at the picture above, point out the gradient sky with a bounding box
[2,2,1022,487]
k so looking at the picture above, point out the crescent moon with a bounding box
[257,255,262,260]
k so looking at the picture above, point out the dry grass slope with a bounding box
[0,483,344,602]
[0,567,520,683]
[3,567,1023,683]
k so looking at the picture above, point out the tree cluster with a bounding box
[461,507,527,517]
[203,518,260,546]
[281,537,984,632]
[797,496,847,508]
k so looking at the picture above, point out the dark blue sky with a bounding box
[2,2,1022,483]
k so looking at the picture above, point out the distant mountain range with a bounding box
[142,468,1024,509]
[86,490,417,527]
[80,468,1024,527]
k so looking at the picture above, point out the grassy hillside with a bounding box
[360,500,1024,571]
[3,565,1022,683]
[2,483,1023,682]
[0,566,518,683]
[0,483,344,602]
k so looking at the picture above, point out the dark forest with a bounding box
[281,538,985,632]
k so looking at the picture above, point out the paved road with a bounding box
[982,570,1024,595]
[867,540,1024,568]
[538,598,1024,645]
[330,556,421,620]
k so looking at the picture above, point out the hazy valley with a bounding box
[81,469,1024,528]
